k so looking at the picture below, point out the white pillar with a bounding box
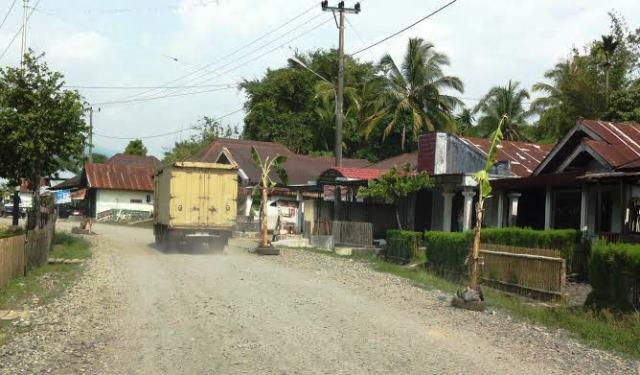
[544,187,552,230]
[580,185,589,232]
[442,190,455,232]
[462,189,476,232]
[507,192,521,227]
[496,191,504,228]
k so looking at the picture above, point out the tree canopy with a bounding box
[124,139,148,156]
[162,116,239,164]
[0,52,87,188]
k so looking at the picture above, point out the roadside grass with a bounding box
[299,248,640,360]
[0,233,90,345]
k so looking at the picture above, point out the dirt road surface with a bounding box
[1,222,638,374]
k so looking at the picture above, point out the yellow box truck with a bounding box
[154,162,238,250]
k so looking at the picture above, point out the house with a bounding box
[193,138,370,233]
[52,154,161,221]
[489,119,640,242]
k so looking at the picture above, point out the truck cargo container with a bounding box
[153,162,237,250]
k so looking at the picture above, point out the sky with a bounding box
[0,0,639,158]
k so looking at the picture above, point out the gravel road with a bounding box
[1,222,638,374]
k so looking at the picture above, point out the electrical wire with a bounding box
[111,2,321,103]
[64,83,235,90]
[130,15,332,104]
[92,86,236,106]
[93,108,244,140]
[35,1,217,15]
[0,0,41,62]
[0,0,18,32]
[352,0,459,56]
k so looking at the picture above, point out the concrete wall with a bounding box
[95,189,153,219]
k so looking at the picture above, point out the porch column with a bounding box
[296,190,304,234]
[580,185,589,232]
[507,192,521,227]
[462,189,476,232]
[496,191,504,228]
[544,187,552,230]
[442,190,455,232]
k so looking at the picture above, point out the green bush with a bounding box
[386,230,422,264]
[424,231,471,280]
[481,227,581,271]
[588,240,640,310]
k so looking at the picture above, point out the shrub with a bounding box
[386,230,422,264]
[424,231,471,280]
[587,240,640,310]
[481,227,580,267]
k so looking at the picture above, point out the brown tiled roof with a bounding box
[85,163,154,192]
[460,137,553,177]
[194,138,369,185]
[51,175,82,190]
[369,152,417,170]
[332,167,387,181]
[107,153,162,169]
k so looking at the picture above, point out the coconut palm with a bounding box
[473,80,533,141]
[366,38,464,151]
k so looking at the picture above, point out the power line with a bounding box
[92,86,236,106]
[93,108,244,140]
[0,0,41,62]
[352,0,459,56]
[111,2,321,103]
[35,0,218,15]
[0,0,18,32]
[65,83,236,90]
[133,16,332,103]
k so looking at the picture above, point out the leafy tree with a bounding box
[0,51,86,206]
[368,38,463,151]
[473,80,533,141]
[250,147,287,248]
[124,139,147,156]
[454,107,476,136]
[604,82,640,122]
[92,153,108,164]
[357,163,433,229]
[163,116,239,164]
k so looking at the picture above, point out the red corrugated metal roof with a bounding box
[580,120,640,169]
[85,163,154,191]
[460,137,553,177]
[333,167,387,181]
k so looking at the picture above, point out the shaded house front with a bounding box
[491,120,640,243]
[193,138,370,233]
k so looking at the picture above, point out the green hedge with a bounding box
[481,227,580,261]
[424,227,582,280]
[587,240,640,310]
[424,231,471,280]
[386,230,422,264]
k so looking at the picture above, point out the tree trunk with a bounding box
[401,126,406,151]
[395,205,403,230]
[469,199,484,291]
[261,187,269,248]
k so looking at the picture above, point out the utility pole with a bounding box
[321,0,360,220]
[88,107,94,163]
[20,0,29,66]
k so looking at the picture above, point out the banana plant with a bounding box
[468,114,506,291]
[250,146,288,248]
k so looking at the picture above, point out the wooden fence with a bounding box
[332,221,373,247]
[0,220,56,289]
[480,244,566,299]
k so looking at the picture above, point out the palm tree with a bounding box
[473,80,533,141]
[455,107,475,136]
[367,38,464,151]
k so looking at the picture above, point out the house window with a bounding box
[146,194,151,203]
[130,199,143,204]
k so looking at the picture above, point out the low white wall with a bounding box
[95,189,153,218]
